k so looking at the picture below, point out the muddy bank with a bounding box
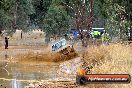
[25,81,88,88]
[25,57,83,88]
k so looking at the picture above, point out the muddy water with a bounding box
[0,61,59,88]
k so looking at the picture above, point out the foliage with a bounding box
[0,0,34,34]
[29,0,52,28]
[96,0,131,38]
[43,1,71,36]
[0,0,15,31]
[0,0,131,38]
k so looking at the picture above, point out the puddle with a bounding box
[0,61,59,88]
[0,79,27,88]
[0,46,81,88]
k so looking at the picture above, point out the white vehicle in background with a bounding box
[51,38,68,52]
[49,38,76,60]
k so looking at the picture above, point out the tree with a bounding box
[29,0,52,29]
[97,0,132,39]
[0,0,15,32]
[43,0,71,37]
[0,0,34,35]
[15,0,34,31]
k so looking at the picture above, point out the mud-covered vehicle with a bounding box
[50,38,77,61]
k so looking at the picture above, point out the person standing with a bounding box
[21,31,23,39]
[5,37,8,49]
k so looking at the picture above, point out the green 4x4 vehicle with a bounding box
[90,28,111,41]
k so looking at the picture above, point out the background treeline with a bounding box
[0,0,131,38]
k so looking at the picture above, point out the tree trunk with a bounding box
[13,1,18,30]
[119,12,125,40]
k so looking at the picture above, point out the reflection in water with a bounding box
[0,61,59,88]
[0,79,25,88]
[12,80,17,88]
[12,79,24,88]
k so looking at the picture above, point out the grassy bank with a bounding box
[83,44,132,88]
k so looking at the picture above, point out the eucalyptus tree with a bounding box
[0,0,34,35]
[29,0,52,29]
[97,0,132,39]
[0,0,15,32]
[41,0,71,37]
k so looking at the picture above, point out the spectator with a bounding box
[5,37,8,49]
